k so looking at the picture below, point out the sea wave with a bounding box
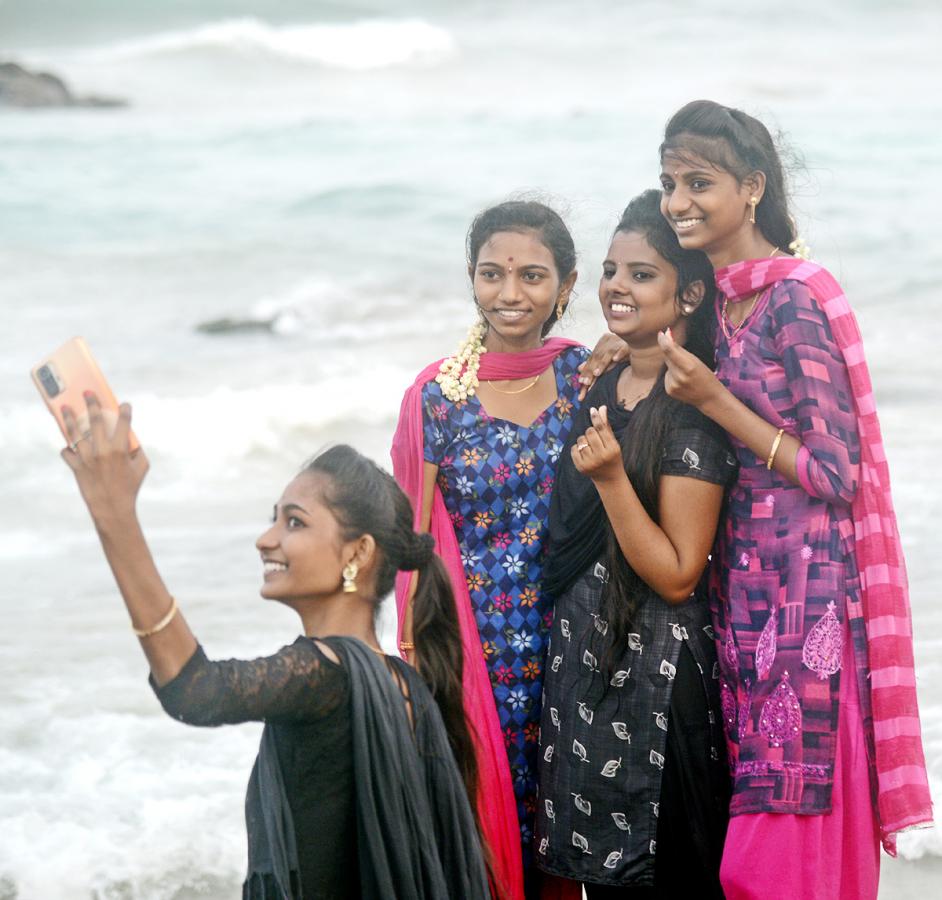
[0,370,409,471]
[80,16,456,70]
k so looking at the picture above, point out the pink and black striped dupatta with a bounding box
[391,338,583,900]
[716,256,933,854]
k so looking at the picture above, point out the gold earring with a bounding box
[556,299,565,320]
[749,196,758,225]
[342,562,358,593]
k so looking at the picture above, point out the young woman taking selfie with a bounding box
[58,399,488,900]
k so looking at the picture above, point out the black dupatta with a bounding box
[245,636,489,900]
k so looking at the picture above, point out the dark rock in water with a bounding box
[0,60,127,108]
[196,317,277,335]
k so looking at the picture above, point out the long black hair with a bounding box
[302,445,478,806]
[660,99,797,253]
[596,190,716,675]
[466,199,577,336]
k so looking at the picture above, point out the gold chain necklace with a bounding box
[483,372,542,395]
[720,291,761,342]
[720,245,781,342]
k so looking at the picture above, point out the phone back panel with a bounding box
[31,337,139,451]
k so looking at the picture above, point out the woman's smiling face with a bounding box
[598,230,683,348]
[659,149,755,259]
[472,230,571,352]
[255,472,352,604]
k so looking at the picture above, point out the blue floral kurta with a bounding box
[421,345,588,864]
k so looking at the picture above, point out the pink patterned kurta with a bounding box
[710,279,867,816]
[713,258,931,859]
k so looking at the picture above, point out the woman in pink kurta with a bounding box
[653,100,932,899]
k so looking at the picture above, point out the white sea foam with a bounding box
[0,368,410,470]
[0,704,254,897]
[81,16,456,70]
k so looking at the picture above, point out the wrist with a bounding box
[699,382,733,421]
[93,505,140,538]
[590,466,628,490]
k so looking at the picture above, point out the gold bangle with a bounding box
[398,641,415,651]
[766,428,785,470]
[133,596,178,638]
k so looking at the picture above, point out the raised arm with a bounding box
[61,395,197,686]
[61,394,345,724]
[657,282,859,504]
[657,330,803,486]
[573,406,726,603]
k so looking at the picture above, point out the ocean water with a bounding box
[1,0,940,896]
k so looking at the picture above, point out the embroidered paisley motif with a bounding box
[758,671,802,747]
[802,600,843,680]
[755,607,778,682]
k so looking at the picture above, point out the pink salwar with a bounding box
[719,631,880,899]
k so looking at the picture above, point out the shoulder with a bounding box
[764,279,847,351]
[292,637,349,683]
[557,343,590,370]
[301,636,342,666]
[662,401,738,483]
[582,361,624,407]
[421,377,459,425]
[402,359,446,405]
[670,400,731,447]
[421,376,445,402]
[767,278,836,321]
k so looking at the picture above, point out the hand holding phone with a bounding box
[31,337,140,452]
[60,391,150,522]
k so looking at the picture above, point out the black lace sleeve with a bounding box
[151,638,347,726]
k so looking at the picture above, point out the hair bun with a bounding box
[401,532,435,570]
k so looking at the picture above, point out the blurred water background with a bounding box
[1,0,940,896]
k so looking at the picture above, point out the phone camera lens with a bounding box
[38,365,61,398]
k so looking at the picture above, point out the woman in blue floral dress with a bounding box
[392,201,588,899]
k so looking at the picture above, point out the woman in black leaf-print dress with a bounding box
[536,191,736,897]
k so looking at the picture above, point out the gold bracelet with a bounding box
[398,641,415,651]
[133,596,178,638]
[766,428,785,470]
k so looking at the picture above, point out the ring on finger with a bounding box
[69,435,87,452]
[577,442,588,452]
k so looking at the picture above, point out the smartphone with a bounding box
[31,336,140,452]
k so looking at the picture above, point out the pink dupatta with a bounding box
[715,256,933,853]
[391,338,582,900]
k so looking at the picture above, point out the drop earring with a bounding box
[749,196,758,225]
[342,562,358,593]
[556,299,565,320]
